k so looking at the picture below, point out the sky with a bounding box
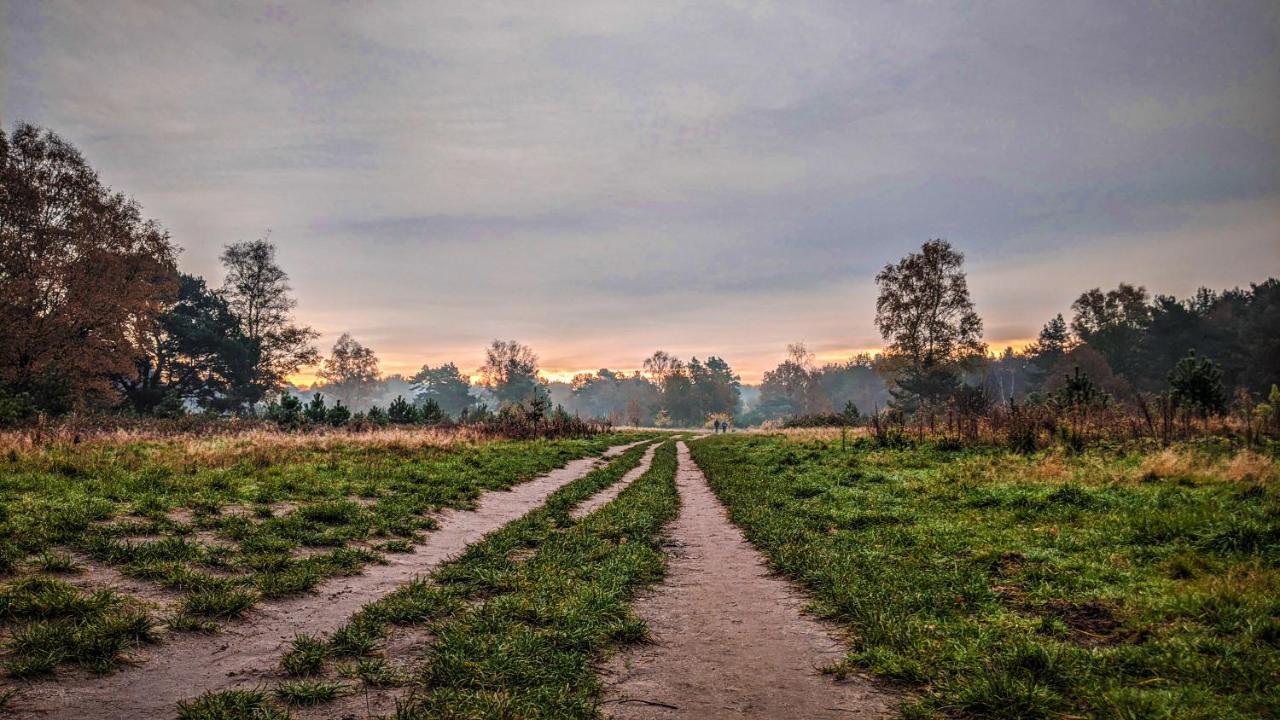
[4,1,1279,384]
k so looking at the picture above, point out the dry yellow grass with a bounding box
[1223,450,1275,484]
[0,424,497,470]
[760,426,870,441]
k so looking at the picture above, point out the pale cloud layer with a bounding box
[4,1,1279,382]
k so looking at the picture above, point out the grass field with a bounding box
[690,435,1280,719]
[179,439,680,719]
[0,429,643,678]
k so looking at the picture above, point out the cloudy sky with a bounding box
[5,1,1279,383]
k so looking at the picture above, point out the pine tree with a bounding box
[1168,350,1226,418]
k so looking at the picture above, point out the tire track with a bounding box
[6,441,644,720]
[601,441,897,719]
[571,442,661,520]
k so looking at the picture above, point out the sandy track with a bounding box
[6,441,643,720]
[571,442,661,520]
[600,442,897,719]
[285,440,663,720]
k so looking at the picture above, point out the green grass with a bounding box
[0,576,157,677]
[340,655,400,687]
[690,435,1280,720]
[315,441,658,660]
[177,688,291,720]
[280,633,328,677]
[0,431,646,677]
[273,678,346,706]
[274,440,679,719]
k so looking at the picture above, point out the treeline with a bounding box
[843,239,1280,446]
[985,280,1279,404]
[305,340,743,429]
[0,123,603,434]
[4,122,1277,437]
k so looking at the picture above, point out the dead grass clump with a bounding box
[170,426,489,466]
[1223,450,1275,484]
[1132,447,1275,486]
[772,426,871,442]
[0,425,496,472]
[1137,448,1199,484]
[1029,450,1071,483]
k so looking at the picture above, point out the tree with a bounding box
[326,401,351,427]
[756,344,829,421]
[1044,346,1130,400]
[417,397,445,425]
[479,340,545,406]
[660,365,698,426]
[387,395,418,424]
[0,123,179,410]
[1168,350,1226,419]
[875,239,985,367]
[1053,366,1109,417]
[116,273,251,413]
[304,393,328,424]
[642,351,681,384]
[692,356,742,418]
[411,363,474,418]
[318,333,381,409]
[266,393,304,429]
[1029,314,1071,367]
[569,369,660,425]
[874,240,984,407]
[219,238,319,410]
[814,353,891,417]
[1069,283,1150,382]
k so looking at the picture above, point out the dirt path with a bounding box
[6,441,644,720]
[285,441,663,720]
[571,442,661,520]
[600,442,896,719]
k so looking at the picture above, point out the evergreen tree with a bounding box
[387,395,418,424]
[411,362,474,417]
[303,393,328,423]
[1168,350,1226,418]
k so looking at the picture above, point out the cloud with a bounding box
[4,0,1278,380]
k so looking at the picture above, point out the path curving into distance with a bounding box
[601,441,897,719]
[7,440,647,720]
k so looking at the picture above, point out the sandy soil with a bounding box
[5,440,643,720]
[600,441,897,719]
[571,442,661,520]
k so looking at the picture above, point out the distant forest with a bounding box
[3,122,1278,429]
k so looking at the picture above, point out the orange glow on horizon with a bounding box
[286,336,1039,389]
